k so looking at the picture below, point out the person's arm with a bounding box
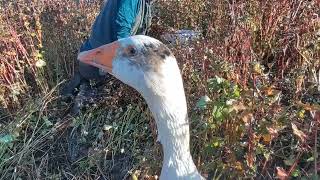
[114,0,140,39]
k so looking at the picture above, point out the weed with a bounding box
[1,0,319,179]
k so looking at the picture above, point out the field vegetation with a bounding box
[0,0,319,179]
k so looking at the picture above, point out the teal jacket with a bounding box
[80,0,142,52]
[61,0,150,95]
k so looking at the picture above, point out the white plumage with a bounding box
[78,35,204,180]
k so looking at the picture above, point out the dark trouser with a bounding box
[60,42,105,96]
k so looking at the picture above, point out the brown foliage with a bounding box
[0,0,319,179]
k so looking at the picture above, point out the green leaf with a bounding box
[212,102,226,122]
[196,95,211,110]
[207,76,226,92]
[211,137,224,148]
[214,109,222,119]
[36,51,43,59]
[232,85,241,98]
[306,156,314,162]
[291,169,300,177]
[0,134,15,144]
[216,76,225,84]
[43,117,53,127]
[212,141,219,147]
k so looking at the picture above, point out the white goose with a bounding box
[78,35,204,180]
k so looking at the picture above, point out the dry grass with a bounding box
[1,0,320,179]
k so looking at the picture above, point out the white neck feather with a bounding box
[141,57,203,180]
[148,96,203,180]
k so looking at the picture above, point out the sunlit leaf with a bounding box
[306,156,314,162]
[234,161,243,171]
[233,85,241,98]
[291,123,307,142]
[212,141,219,147]
[253,62,263,74]
[103,125,113,131]
[266,127,279,138]
[35,60,46,67]
[292,169,300,177]
[276,167,288,180]
[24,21,30,27]
[36,52,44,59]
[297,109,305,119]
[262,134,272,144]
[216,76,225,84]
[226,99,236,105]
[211,137,224,148]
[131,174,138,180]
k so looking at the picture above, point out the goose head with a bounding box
[78,35,204,180]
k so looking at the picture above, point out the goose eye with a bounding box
[128,46,137,56]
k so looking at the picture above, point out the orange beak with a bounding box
[77,41,120,73]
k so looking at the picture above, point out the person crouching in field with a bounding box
[61,0,153,98]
